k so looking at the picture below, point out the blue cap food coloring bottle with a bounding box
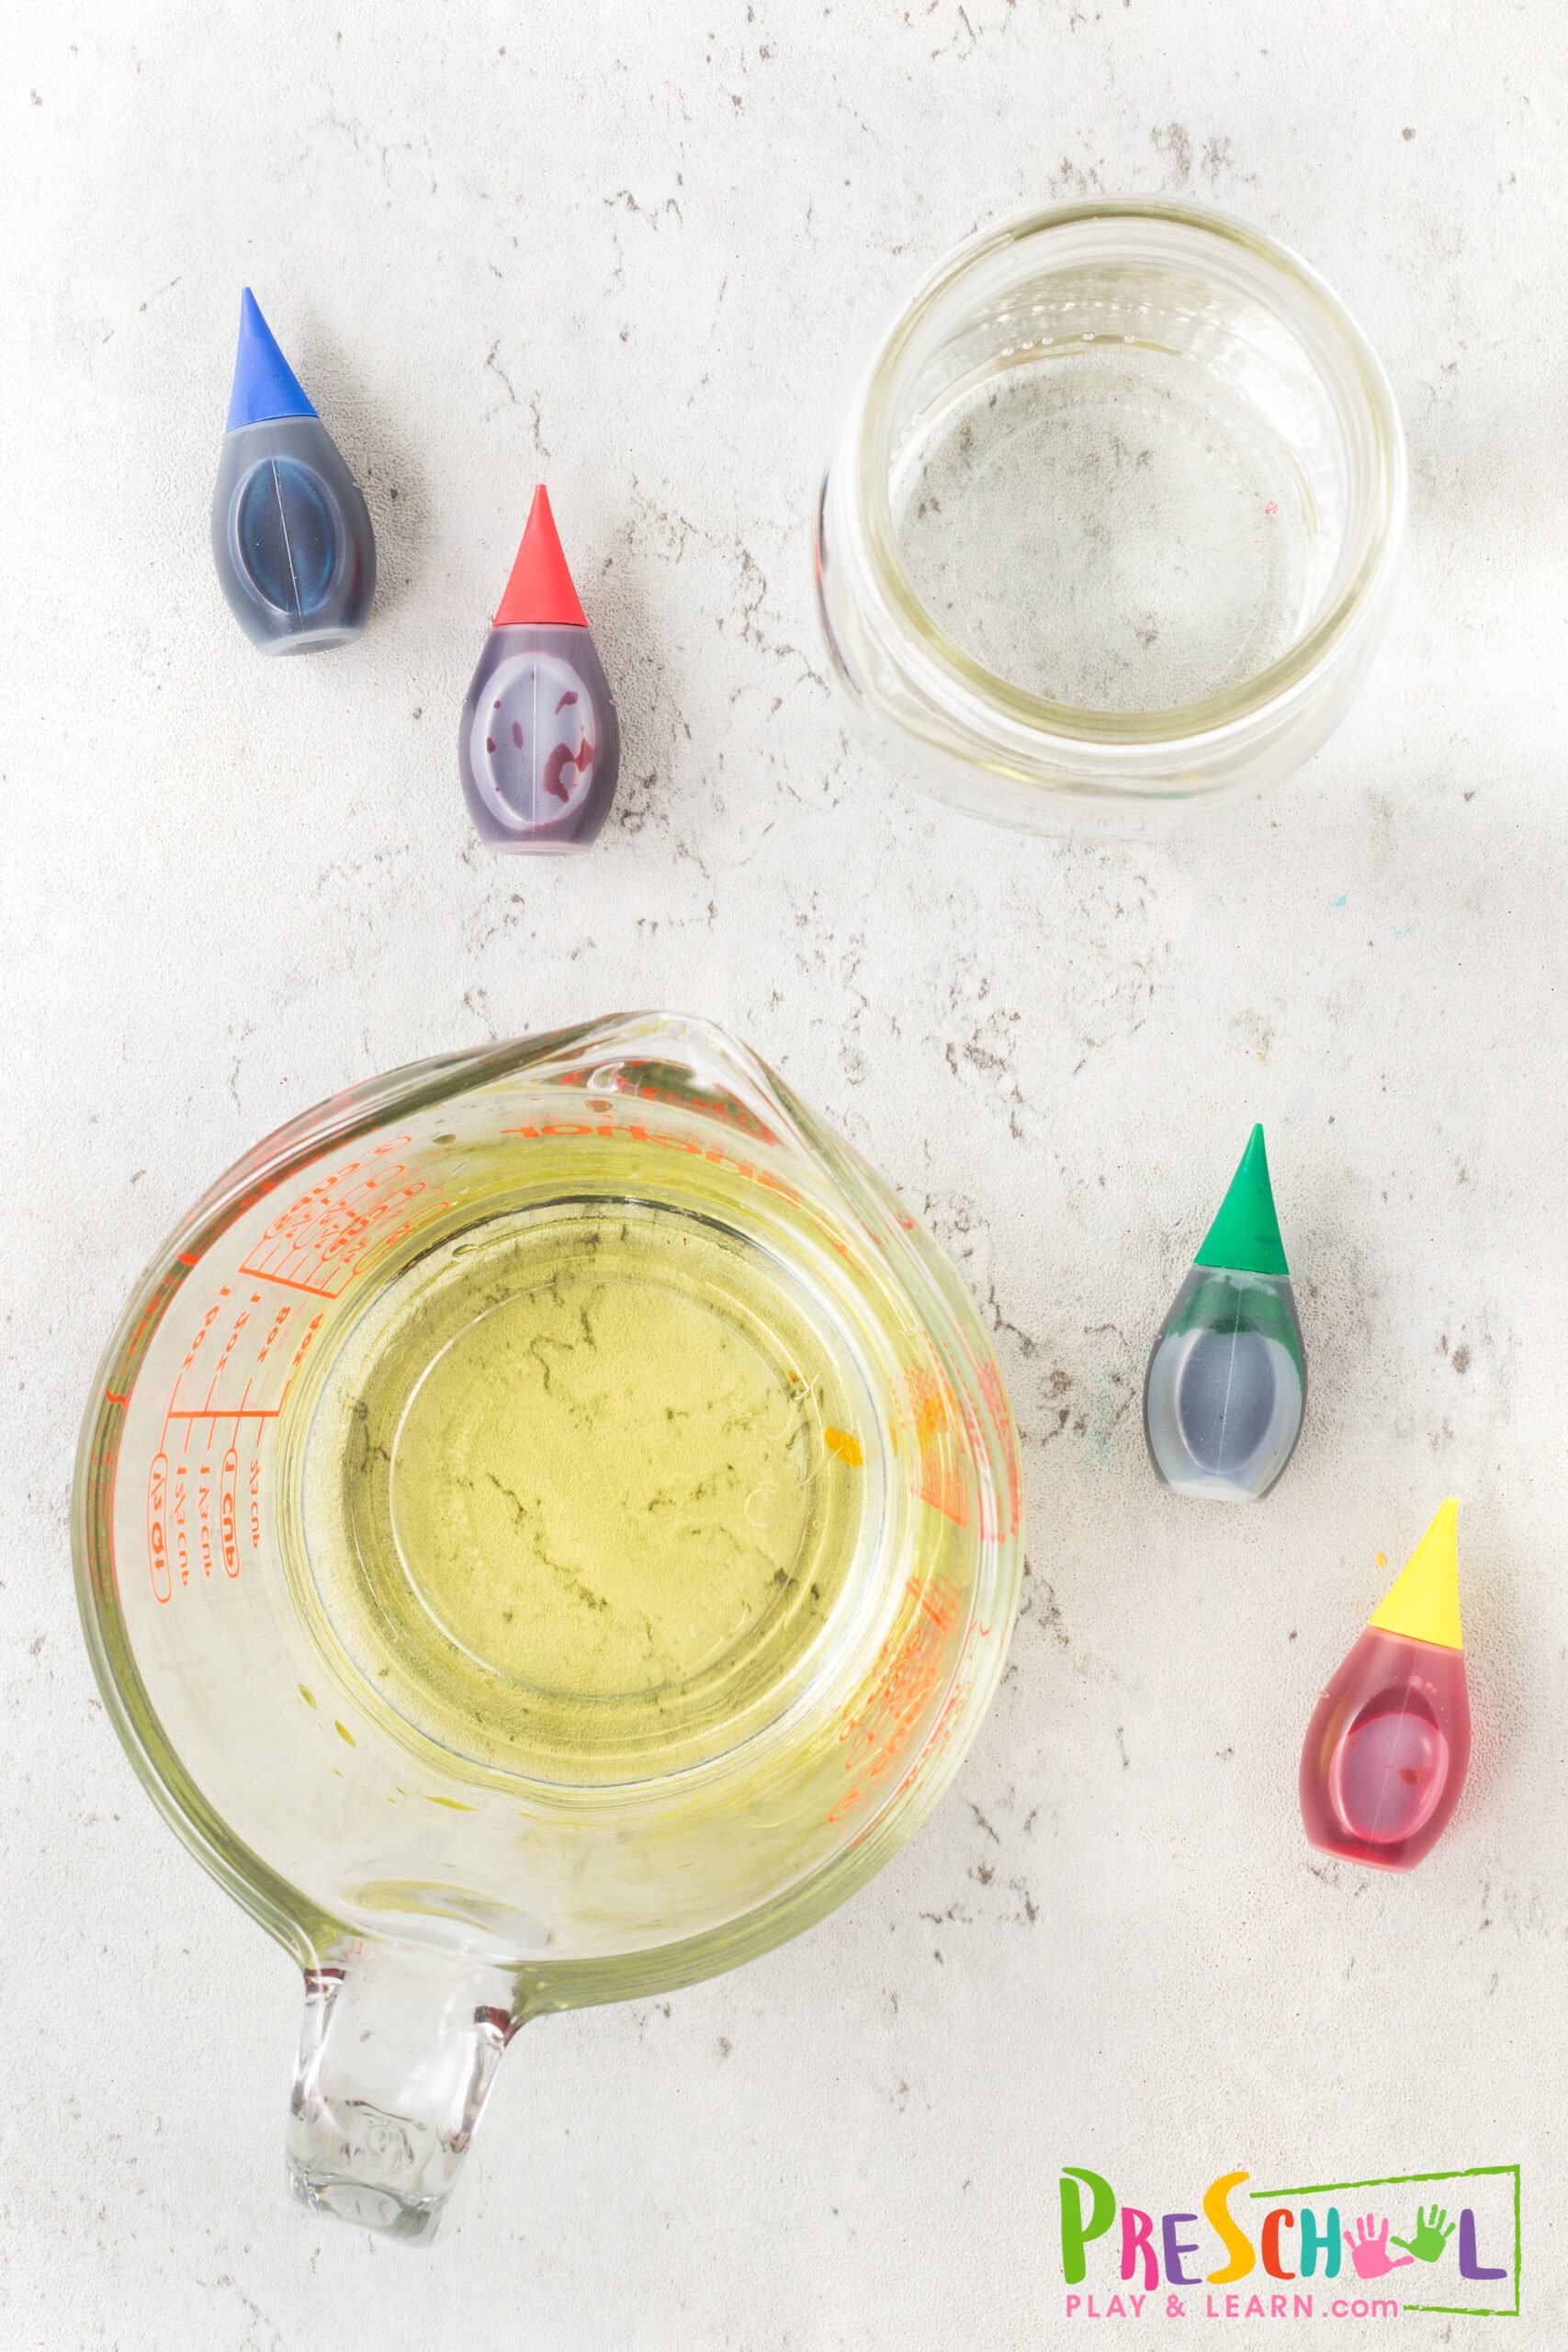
[211,290,376,653]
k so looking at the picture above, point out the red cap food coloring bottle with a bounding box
[457,487,621,852]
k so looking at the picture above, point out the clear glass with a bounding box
[73,1014,1021,2242]
[816,200,1405,833]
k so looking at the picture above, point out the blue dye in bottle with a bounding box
[211,290,375,653]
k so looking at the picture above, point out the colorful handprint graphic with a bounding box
[1392,2204,1457,2265]
[1347,2214,1416,2279]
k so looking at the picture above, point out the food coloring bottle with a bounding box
[211,289,375,654]
[1144,1125,1305,1502]
[457,486,621,852]
[1300,1499,1470,1871]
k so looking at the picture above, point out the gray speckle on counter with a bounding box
[3,1,1566,2345]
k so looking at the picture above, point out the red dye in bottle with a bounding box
[1300,1499,1470,1872]
[457,486,620,853]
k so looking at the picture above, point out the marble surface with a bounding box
[4,2,1567,2344]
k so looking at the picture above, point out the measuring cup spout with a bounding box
[285,1939,521,2245]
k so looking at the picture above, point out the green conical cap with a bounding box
[1192,1125,1289,1277]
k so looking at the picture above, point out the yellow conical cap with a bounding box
[1367,1498,1462,1651]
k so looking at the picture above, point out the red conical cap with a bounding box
[493,485,587,628]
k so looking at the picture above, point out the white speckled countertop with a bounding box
[4,3,1567,2344]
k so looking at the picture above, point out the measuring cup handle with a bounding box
[285,1940,520,2244]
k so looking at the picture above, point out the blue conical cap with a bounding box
[225,288,316,429]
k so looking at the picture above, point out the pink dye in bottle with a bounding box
[1300,1499,1470,1872]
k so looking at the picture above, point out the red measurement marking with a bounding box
[254,1302,293,1365]
[197,1457,214,1579]
[149,1278,311,1587]
[147,1453,170,1605]
[497,1114,804,1206]
[905,1368,970,1530]
[828,1575,964,1825]
[976,1358,1021,1540]
[240,1269,337,1297]
[220,1449,239,1576]
[172,1462,189,1587]
[177,1297,225,1376]
[240,1147,429,1299]
[105,1390,128,1407]
[164,1405,280,1420]
[211,1306,252,1379]
[289,1312,324,1372]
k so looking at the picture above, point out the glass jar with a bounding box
[816,200,1406,833]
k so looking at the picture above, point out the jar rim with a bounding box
[850,198,1407,755]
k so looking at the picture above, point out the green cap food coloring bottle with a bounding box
[1143,1125,1305,1502]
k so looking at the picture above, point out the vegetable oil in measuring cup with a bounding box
[284,1166,886,1784]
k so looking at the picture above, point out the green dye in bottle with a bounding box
[1143,1125,1305,1503]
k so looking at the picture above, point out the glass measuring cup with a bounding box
[73,1013,1021,2243]
[817,200,1406,832]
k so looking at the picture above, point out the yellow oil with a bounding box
[291,1193,876,1784]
